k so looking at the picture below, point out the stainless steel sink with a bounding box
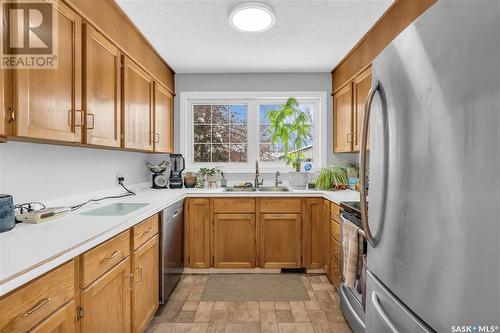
[258,186,290,192]
[224,187,257,192]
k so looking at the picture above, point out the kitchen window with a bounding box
[180,92,327,173]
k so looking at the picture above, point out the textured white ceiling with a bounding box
[116,0,394,73]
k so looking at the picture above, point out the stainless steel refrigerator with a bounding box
[360,1,500,332]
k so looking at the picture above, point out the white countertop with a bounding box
[0,187,359,296]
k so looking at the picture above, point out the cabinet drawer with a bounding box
[81,231,130,287]
[329,255,340,288]
[330,236,341,261]
[214,198,255,213]
[330,203,340,222]
[330,219,340,242]
[0,260,75,333]
[133,214,159,250]
[260,199,302,213]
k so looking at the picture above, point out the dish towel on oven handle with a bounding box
[342,216,359,288]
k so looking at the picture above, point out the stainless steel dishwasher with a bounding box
[160,199,184,304]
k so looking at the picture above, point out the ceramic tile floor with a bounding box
[146,274,353,333]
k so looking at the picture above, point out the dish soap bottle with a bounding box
[220,172,227,188]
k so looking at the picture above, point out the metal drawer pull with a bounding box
[17,298,51,317]
[101,250,120,262]
[371,292,398,333]
[142,227,153,236]
[135,266,143,283]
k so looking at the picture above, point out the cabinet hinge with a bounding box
[8,107,15,123]
[77,306,84,320]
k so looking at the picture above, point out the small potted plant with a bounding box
[267,98,311,189]
[199,167,221,188]
[315,164,350,191]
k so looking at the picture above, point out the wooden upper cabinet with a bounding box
[153,82,174,153]
[303,199,322,269]
[333,83,353,153]
[185,198,211,268]
[214,214,256,268]
[122,56,154,151]
[83,24,121,148]
[81,257,131,333]
[29,301,76,333]
[14,2,82,143]
[0,70,6,139]
[260,213,302,269]
[353,67,372,151]
[132,236,159,333]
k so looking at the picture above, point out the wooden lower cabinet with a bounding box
[329,256,341,289]
[260,213,301,269]
[185,198,211,268]
[214,214,256,268]
[303,199,322,269]
[132,235,159,333]
[322,199,331,271]
[30,301,76,333]
[80,258,132,333]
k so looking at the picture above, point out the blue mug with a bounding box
[0,194,15,233]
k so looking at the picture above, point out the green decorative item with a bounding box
[315,164,351,191]
[267,98,311,172]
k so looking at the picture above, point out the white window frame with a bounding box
[179,91,328,173]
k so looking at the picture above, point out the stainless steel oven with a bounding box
[339,202,367,333]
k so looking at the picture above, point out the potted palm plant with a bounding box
[267,98,311,189]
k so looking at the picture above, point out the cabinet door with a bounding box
[153,82,174,153]
[132,236,159,333]
[122,56,154,151]
[84,24,121,148]
[81,258,131,333]
[333,83,353,153]
[14,2,82,143]
[214,214,256,268]
[322,199,330,271]
[303,199,322,269]
[30,301,76,333]
[0,70,7,140]
[260,213,301,269]
[353,67,372,151]
[185,199,211,268]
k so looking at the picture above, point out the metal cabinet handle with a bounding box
[360,81,380,247]
[75,110,84,127]
[17,298,51,317]
[135,266,143,283]
[101,250,120,262]
[371,292,398,333]
[142,227,153,236]
[154,133,160,143]
[347,132,353,143]
[87,113,95,130]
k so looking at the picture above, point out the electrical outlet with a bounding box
[117,173,125,184]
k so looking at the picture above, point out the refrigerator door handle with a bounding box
[360,80,381,247]
[371,291,399,333]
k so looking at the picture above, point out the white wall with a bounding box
[0,141,152,204]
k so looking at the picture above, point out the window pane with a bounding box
[230,125,247,143]
[212,125,229,143]
[230,105,247,124]
[259,103,314,163]
[194,125,212,143]
[212,105,229,124]
[212,144,229,162]
[230,144,247,162]
[194,144,211,162]
[194,105,211,124]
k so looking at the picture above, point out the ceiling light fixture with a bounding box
[229,2,275,33]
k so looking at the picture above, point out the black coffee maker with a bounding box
[169,154,185,189]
